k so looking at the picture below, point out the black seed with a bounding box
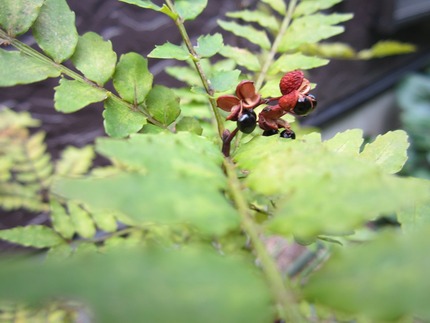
[293,96,313,116]
[280,129,296,139]
[237,109,257,134]
[307,94,317,108]
[262,129,279,136]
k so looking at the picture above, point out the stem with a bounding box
[255,0,299,91]
[223,159,305,322]
[165,0,225,138]
[0,29,167,129]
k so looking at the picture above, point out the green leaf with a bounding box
[259,79,280,97]
[358,40,416,59]
[217,20,271,50]
[398,183,430,234]
[165,66,200,86]
[219,45,261,72]
[32,0,78,63]
[304,228,430,321]
[359,130,409,174]
[268,53,329,75]
[55,145,95,177]
[71,32,117,85]
[279,13,353,52]
[148,42,190,61]
[176,116,203,135]
[68,202,96,239]
[210,69,241,92]
[226,10,279,32]
[0,0,44,36]
[0,247,272,323]
[50,199,75,240]
[194,33,223,58]
[261,0,286,15]
[119,0,161,10]
[145,85,181,126]
[113,52,153,104]
[0,49,60,86]
[174,0,208,20]
[89,210,118,233]
[54,79,107,113]
[103,98,146,138]
[323,129,364,157]
[300,42,356,58]
[0,225,64,248]
[294,0,343,17]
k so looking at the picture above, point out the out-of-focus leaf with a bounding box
[301,42,356,58]
[210,69,241,92]
[165,66,200,86]
[358,41,416,59]
[226,10,279,32]
[261,0,286,14]
[194,33,223,58]
[145,85,180,126]
[50,199,75,240]
[260,79,280,97]
[0,247,272,323]
[219,45,261,72]
[294,0,343,17]
[304,228,430,321]
[0,0,44,36]
[0,49,60,86]
[113,52,153,104]
[218,20,271,50]
[71,32,117,86]
[268,53,329,75]
[103,98,146,138]
[68,203,96,239]
[176,117,203,135]
[32,0,78,63]
[323,129,364,157]
[0,225,64,248]
[54,79,107,113]
[148,42,190,60]
[55,145,95,177]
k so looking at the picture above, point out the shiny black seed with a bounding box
[293,96,313,116]
[280,129,296,139]
[307,94,317,108]
[262,129,279,136]
[237,109,257,134]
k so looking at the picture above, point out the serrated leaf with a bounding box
[0,225,64,248]
[358,40,416,59]
[55,145,95,177]
[0,107,40,129]
[210,69,241,92]
[226,10,279,32]
[176,116,203,135]
[71,32,117,86]
[54,79,107,113]
[218,20,271,50]
[268,53,329,75]
[323,129,364,157]
[0,49,60,86]
[68,203,96,239]
[113,52,153,104]
[219,45,261,72]
[148,42,190,61]
[32,0,78,63]
[294,0,343,17]
[0,247,272,323]
[103,98,146,138]
[279,13,353,52]
[0,0,44,36]
[50,199,75,240]
[145,85,180,126]
[261,0,286,14]
[194,33,223,58]
[90,210,118,233]
[359,130,409,174]
[304,228,430,321]
[175,0,207,20]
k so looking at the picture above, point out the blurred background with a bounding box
[1,0,430,245]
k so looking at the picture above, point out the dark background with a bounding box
[1,0,430,249]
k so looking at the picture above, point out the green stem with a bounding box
[165,0,225,139]
[223,159,305,322]
[0,29,167,129]
[255,0,299,91]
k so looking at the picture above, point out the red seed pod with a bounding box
[279,70,304,95]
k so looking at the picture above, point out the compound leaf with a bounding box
[148,42,190,61]
[0,225,64,248]
[32,0,78,63]
[294,0,343,17]
[103,98,146,138]
[54,79,107,113]
[268,53,329,75]
[219,45,261,72]
[71,32,117,86]
[261,0,286,15]
[226,10,279,32]
[55,145,95,177]
[68,202,96,239]
[50,199,75,240]
[145,85,181,126]
[210,69,241,92]
[194,33,223,58]
[113,52,153,104]
[175,0,208,20]
[0,0,44,36]
[0,49,60,86]
[358,40,416,59]
[218,20,271,50]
